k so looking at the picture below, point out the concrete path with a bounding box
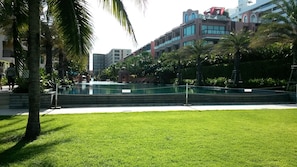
[0,104,296,116]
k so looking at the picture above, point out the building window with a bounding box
[184,14,188,23]
[183,25,196,37]
[243,15,248,23]
[202,25,227,35]
[191,13,196,20]
[250,14,257,23]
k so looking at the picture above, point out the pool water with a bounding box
[58,81,279,95]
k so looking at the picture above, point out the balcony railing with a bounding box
[155,36,181,50]
[202,30,229,35]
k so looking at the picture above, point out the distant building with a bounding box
[93,53,106,76]
[92,49,131,76]
[105,49,131,67]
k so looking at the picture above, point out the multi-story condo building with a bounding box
[132,8,258,58]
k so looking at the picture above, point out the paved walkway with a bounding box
[0,104,296,116]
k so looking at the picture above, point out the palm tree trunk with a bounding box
[196,55,202,86]
[45,25,53,77]
[58,50,65,79]
[293,40,297,65]
[177,58,182,85]
[232,50,241,86]
[24,0,41,141]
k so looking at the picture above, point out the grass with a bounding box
[0,109,297,166]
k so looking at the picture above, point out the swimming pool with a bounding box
[58,81,281,95]
[56,81,293,107]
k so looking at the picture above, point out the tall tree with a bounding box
[213,31,250,86]
[41,7,54,77]
[250,0,297,64]
[179,40,212,86]
[24,0,146,141]
[0,0,28,77]
[25,0,41,141]
[160,50,188,85]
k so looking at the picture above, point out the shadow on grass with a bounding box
[0,116,27,146]
[0,123,71,146]
[0,116,24,128]
[41,123,72,136]
[0,116,14,121]
[0,117,60,144]
[0,138,72,166]
[0,124,72,166]
[0,128,25,144]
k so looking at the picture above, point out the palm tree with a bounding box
[213,31,250,86]
[41,15,54,77]
[0,0,28,77]
[251,0,297,65]
[249,0,297,89]
[179,40,212,86]
[159,50,188,85]
[24,0,146,141]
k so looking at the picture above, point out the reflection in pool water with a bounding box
[58,81,280,95]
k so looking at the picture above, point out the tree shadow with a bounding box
[0,123,72,166]
[0,117,59,145]
[0,128,25,144]
[0,116,14,121]
[0,116,24,128]
[0,117,27,146]
[0,137,72,166]
[41,123,72,136]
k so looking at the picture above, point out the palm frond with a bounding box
[101,0,146,44]
[213,31,250,55]
[270,0,297,28]
[179,40,212,59]
[48,0,93,57]
[251,0,297,48]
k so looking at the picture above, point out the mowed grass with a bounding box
[0,109,297,166]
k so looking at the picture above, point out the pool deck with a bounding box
[1,104,297,116]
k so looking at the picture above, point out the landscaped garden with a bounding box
[1,109,296,166]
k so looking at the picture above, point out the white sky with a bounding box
[88,0,238,70]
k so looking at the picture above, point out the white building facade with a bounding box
[105,49,131,67]
[230,0,294,23]
[0,34,15,64]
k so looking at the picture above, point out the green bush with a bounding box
[13,78,29,93]
[182,79,196,85]
[0,77,7,85]
[205,77,228,87]
[245,78,286,88]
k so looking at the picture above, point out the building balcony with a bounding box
[202,30,229,36]
[154,36,181,50]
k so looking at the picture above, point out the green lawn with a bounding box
[0,109,297,166]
